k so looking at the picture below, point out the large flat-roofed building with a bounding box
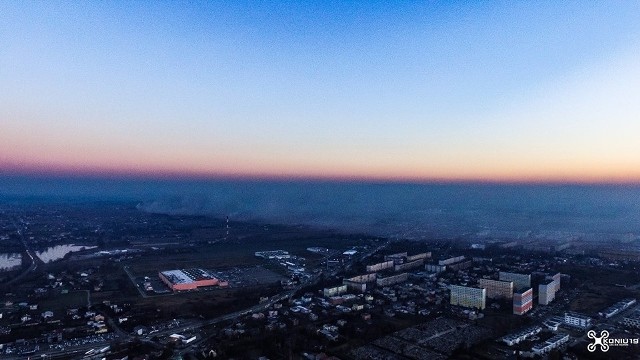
[551,272,561,292]
[254,250,290,259]
[513,287,533,315]
[425,264,447,273]
[622,309,640,329]
[439,256,465,266]
[406,252,431,262]
[564,312,592,329]
[385,252,408,265]
[376,273,408,287]
[499,272,531,289]
[502,326,541,346]
[532,334,570,355]
[539,280,556,305]
[599,298,636,318]
[383,252,431,266]
[478,278,513,299]
[343,273,376,293]
[450,285,486,310]
[394,259,425,272]
[159,269,219,291]
[323,285,348,297]
[448,259,473,271]
[366,261,394,273]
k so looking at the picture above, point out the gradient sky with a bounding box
[2,1,640,183]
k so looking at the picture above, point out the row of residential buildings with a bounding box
[448,270,561,314]
[331,252,431,294]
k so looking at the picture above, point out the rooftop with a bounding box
[160,269,215,284]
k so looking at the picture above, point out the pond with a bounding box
[36,244,97,263]
[0,253,22,271]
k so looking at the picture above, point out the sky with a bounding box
[1,1,640,183]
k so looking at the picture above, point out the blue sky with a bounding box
[2,1,640,182]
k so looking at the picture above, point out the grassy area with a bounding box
[125,249,261,275]
[558,263,640,314]
[125,233,376,276]
[37,290,88,311]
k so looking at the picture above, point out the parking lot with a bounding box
[209,266,285,287]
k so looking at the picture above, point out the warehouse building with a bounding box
[159,269,219,291]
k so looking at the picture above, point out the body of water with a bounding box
[36,244,97,263]
[0,253,22,271]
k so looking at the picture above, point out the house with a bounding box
[42,311,54,319]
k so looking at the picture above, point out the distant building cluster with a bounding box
[444,266,564,316]
[599,249,640,262]
[316,251,432,300]
[426,255,471,273]
[384,252,431,265]
[254,250,290,260]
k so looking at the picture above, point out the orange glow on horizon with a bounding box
[2,159,640,185]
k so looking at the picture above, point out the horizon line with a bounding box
[2,167,640,187]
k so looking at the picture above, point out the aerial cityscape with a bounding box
[2,1,640,360]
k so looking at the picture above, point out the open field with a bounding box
[125,232,376,276]
[37,290,88,312]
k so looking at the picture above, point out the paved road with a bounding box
[122,265,149,298]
